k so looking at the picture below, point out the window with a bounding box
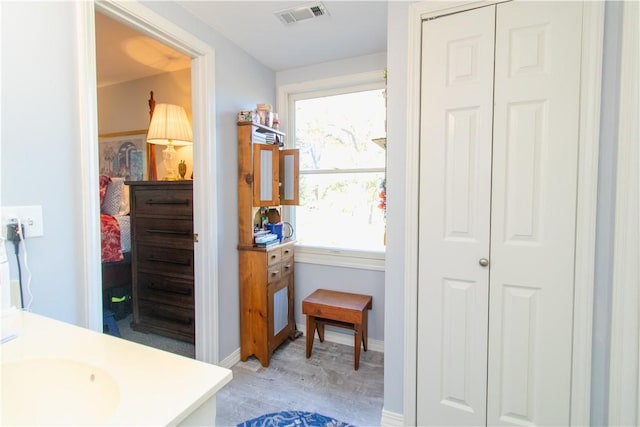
[287,81,386,260]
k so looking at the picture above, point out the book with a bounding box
[255,233,278,244]
[255,240,280,248]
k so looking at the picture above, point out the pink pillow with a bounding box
[99,175,111,207]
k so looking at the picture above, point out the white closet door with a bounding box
[417,6,495,426]
[487,2,583,425]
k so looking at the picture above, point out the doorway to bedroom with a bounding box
[95,10,195,358]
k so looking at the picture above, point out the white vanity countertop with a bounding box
[0,310,232,426]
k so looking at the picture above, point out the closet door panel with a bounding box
[417,5,495,426]
[488,2,583,426]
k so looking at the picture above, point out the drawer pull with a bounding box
[283,249,291,255]
[283,264,292,271]
[146,229,191,236]
[145,198,190,206]
[270,270,280,276]
[146,256,191,266]
[150,309,193,325]
[148,282,192,296]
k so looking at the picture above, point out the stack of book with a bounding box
[254,231,279,247]
[251,127,281,146]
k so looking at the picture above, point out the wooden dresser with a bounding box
[127,180,194,343]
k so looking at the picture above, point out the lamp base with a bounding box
[162,143,178,180]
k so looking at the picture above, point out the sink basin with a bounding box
[1,358,120,425]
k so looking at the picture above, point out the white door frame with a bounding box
[608,1,639,424]
[76,0,220,364]
[403,2,604,425]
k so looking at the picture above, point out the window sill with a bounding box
[294,244,385,271]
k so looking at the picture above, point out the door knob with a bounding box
[479,258,489,267]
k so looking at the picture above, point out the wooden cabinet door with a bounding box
[267,274,294,354]
[253,143,280,206]
[279,149,299,205]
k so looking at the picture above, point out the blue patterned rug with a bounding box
[237,410,354,427]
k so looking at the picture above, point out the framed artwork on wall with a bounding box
[99,130,148,181]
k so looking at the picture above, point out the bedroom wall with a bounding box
[97,68,194,179]
[1,1,275,365]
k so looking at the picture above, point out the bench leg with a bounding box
[362,310,369,352]
[354,323,363,370]
[306,315,315,358]
[317,321,325,342]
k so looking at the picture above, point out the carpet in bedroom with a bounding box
[116,314,195,358]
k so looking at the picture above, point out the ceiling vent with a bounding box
[275,2,329,25]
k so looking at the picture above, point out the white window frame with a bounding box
[277,70,386,271]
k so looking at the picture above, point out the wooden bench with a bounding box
[302,289,373,370]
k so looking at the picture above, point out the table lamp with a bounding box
[147,103,192,180]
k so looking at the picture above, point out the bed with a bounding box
[100,175,132,294]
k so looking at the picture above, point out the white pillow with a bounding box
[102,178,128,216]
[119,183,130,216]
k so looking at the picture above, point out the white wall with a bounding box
[98,68,192,134]
[383,1,417,416]
[1,1,87,324]
[592,2,623,424]
[276,52,386,87]
[276,52,387,342]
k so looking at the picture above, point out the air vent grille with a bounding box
[275,2,328,25]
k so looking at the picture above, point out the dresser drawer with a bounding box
[135,217,193,248]
[267,264,281,284]
[137,244,193,277]
[281,245,294,261]
[132,189,193,217]
[138,302,195,338]
[137,272,194,308]
[267,247,282,266]
[280,258,294,277]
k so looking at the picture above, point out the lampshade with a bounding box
[147,104,192,180]
[147,104,193,146]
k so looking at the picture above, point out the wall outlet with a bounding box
[1,206,44,238]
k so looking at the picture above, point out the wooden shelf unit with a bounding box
[237,121,299,367]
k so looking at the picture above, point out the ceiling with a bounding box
[95,1,388,87]
[95,12,191,87]
[178,1,388,71]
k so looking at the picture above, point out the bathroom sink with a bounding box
[1,358,120,425]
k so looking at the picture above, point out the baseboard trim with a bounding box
[380,409,405,426]
[220,325,383,369]
[219,347,240,369]
[295,323,384,353]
